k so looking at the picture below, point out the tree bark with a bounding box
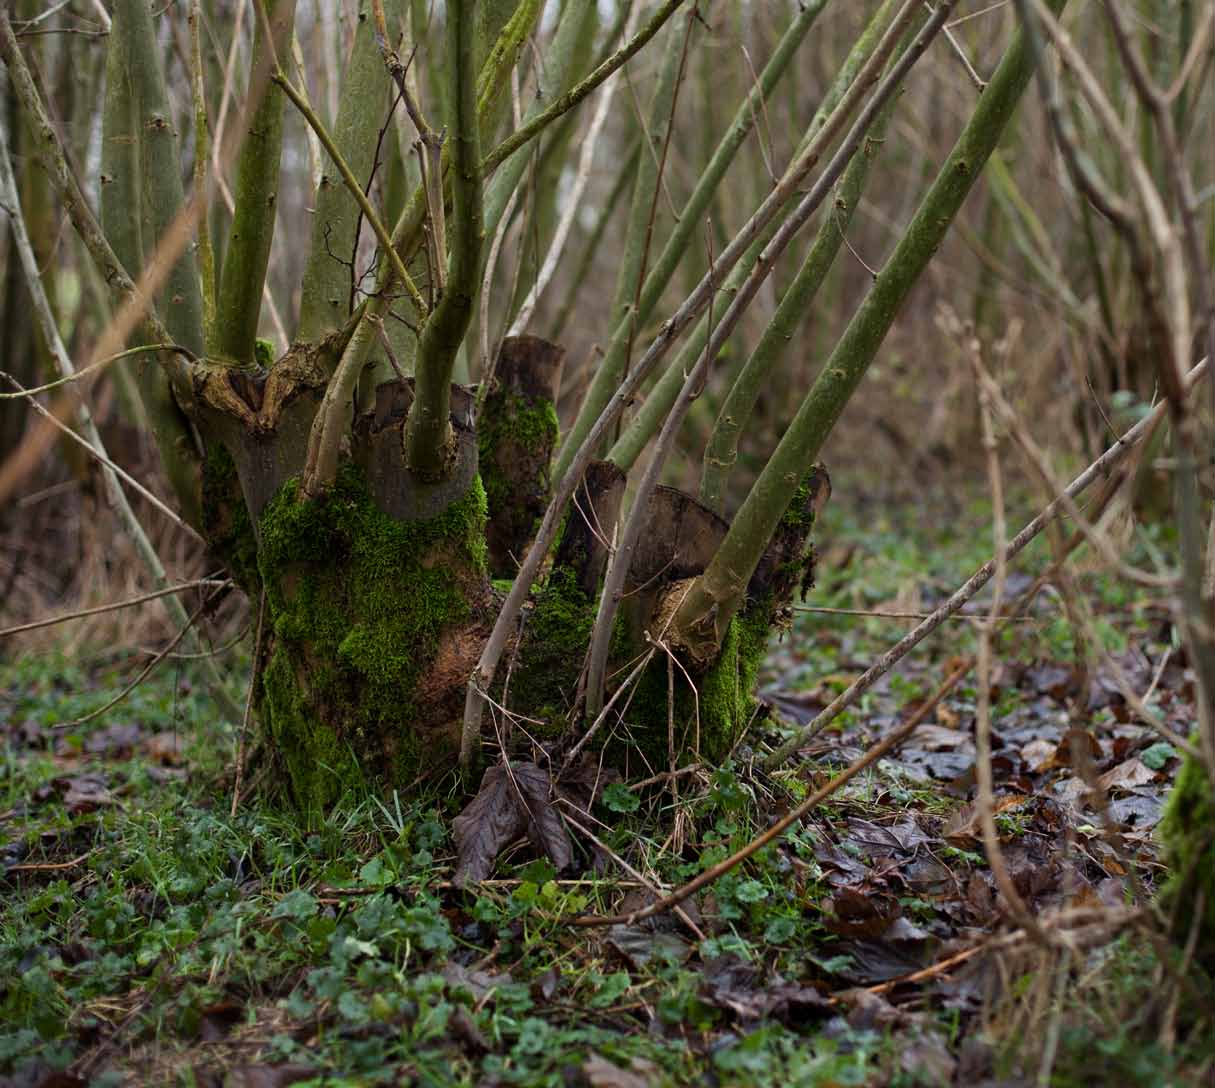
[204,365,495,810]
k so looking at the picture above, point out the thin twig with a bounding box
[628,764,704,792]
[0,580,229,639]
[761,356,1209,771]
[558,805,706,940]
[231,588,267,818]
[481,0,688,176]
[1,373,203,543]
[474,185,520,414]
[137,625,249,661]
[0,344,184,400]
[929,1,988,90]
[860,904,1142,996]
[6,850,96,874]
[563,650,656,766]
[64,594,221,728]
[973,339,1051,945]
[792,605,1020,622]
[975,363,1174,588]
[267,68,428,317]
[616,0,697,391]
[506,0,634,337]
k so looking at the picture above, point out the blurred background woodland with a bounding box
[4,0,1209,651]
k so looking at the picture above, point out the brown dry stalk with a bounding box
[569,660,972,930]
[972,339,1050,946]
[6,850,96,874]
[558,805,706,941]
[858,904,1144,997]
[1,373,202,543]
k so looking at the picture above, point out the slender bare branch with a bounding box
[480,0,688,177]
[583,0,955,717]
[0,581,230,640]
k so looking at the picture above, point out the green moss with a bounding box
[477,394,558,512]
[254,337,275,368]
[1157,746,1215,968]
[785,474,816,529]
[621,604,771,774]
[261,646,364,813]
[503,492,781,770]
[592,466,820,773]
[256,464,488,812]
[698,605,772,753]
[507,567,596,727]
[200,441,260,593]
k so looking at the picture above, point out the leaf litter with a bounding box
[1,539,1211,1084]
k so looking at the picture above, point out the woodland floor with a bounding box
[1,492,1213,1087]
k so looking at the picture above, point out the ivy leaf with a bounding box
[337,990,369,1024]
[763,916,798,943]
[519,858,557,884]
[359,856,392,887]
[1140,742,1175,770]
[734,879,770,903]
[271,889,318,922]
[588,971,632,1008]
[601,783,640,814]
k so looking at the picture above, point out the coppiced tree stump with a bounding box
[200,359,496,809]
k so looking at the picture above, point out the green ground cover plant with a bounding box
[3,499,1212,1085]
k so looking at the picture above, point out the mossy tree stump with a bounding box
[506,464,831,778]
[203,367,495,811]
[197,335,829,810]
